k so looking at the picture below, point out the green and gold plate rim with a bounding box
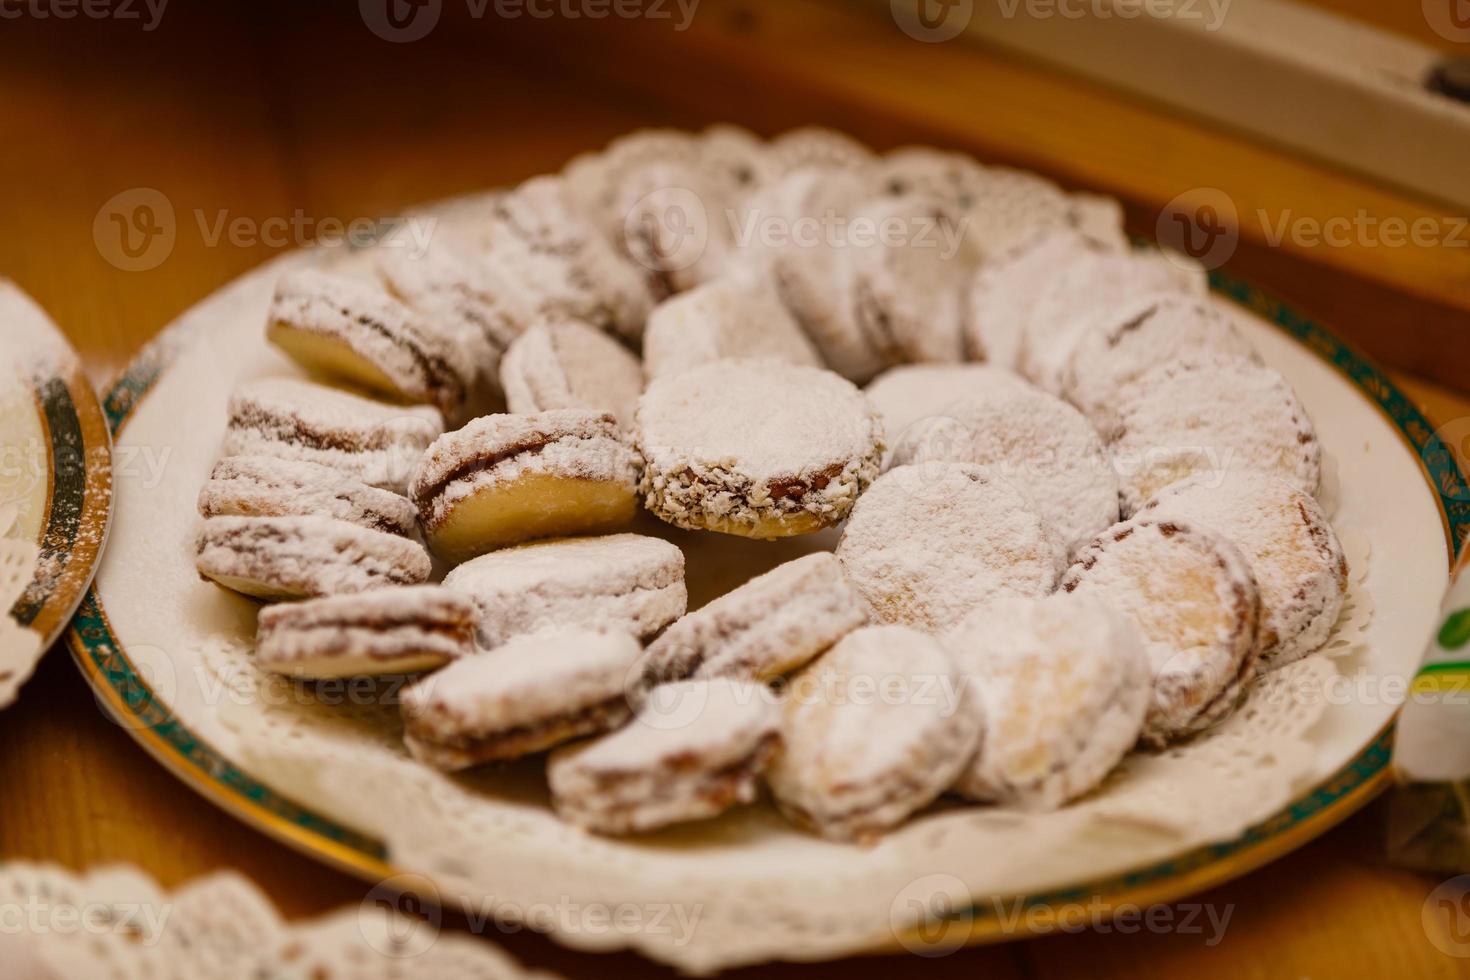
[65,266,1470,949]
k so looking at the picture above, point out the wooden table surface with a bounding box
[3,3,1470,977]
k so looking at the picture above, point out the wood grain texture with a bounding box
[0,3,1467,977]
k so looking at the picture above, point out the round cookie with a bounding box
[945,593,1150,810]
[222,377,444,495]
[548,677,782,835]
[767,625,982,842]
[1109,356,1322,514]
[835,463,1064,633]
[1060,517,1261,745]
[265,268,476,416]
[410,410,641,564]
[400,628,641,771]
[863,363,1031,458]
[963,228,1120,368]
[499,318,644,427]
[1018,248,1207,393]
[1141,470,1348,669]
[874,146,988,212]
[636,552,869,690]
[962,166,1083,261]
[642,271,822,379]
[255,585,477,678]
[888,386,1120,555]
[198,455,417,537]
[195,515,431,601]
[634,360,884,538]
[613,158,738,295]
[1062,293,1261,430]
[442,533,686,649]
[765,126,874,176]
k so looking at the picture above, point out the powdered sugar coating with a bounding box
[863,363,1031,457]
[499,319,644,427]
[635,360,884,538]
[766,625,982,842]
[874,147,989,212]
[198,455,417,537]
[266,268,476,415]
[642,271,822,379]
[222,377,444,495]
[195,515,431,600]
[1061,517,1261,745]
[964,228,1121,367]
[1062,293,1262,431]
[636,552,869,689]
[1141,470,1347,669]
[764,127,875,176]
[549,678,781,834]
[400,628,642,770]
[442,534,686,649]
[1019,248,1207,392]
[836,463,1064,633]
[1109,357,1322,514]
[255,585,477,676]
[888,386,1120,555]
[945,593,1150,810]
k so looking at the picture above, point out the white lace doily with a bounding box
[0,863,555,980]
[202,529,1373,973]
[0,505,43,710]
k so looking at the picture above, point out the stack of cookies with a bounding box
[193,126,1348,843]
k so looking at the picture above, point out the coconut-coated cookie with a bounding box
[635,359,884,539]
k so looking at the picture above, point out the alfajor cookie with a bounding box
[767,625,982,842]
[1061,517,1261,745]
[634,360,884,538]
[198,455,417,537]
[196,515,431,601]
[548,677,782,835]
[1018,248,1207,392]
[863,363,1030,457]
[400,628,641,770]
[1109,356,1322,514]
[888,386,1120,555]
[255,585,477,678]
[641,271,822,379]
[874,147,988,212]
[945,593,1150,810]
[499,318,644,427]
[222,377,444,495]
[266,268,477,416]
[836,463,1064,633]
[636,552,868,690]
[409,410,642,564]
[1062,293,1261,431]
[442,533,686,649]
[1141,470,1347,669]
[765,127,874,176]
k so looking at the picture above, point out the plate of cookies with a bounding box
[70,127,1464,972]
[2,281,112,709]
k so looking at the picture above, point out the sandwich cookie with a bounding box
[1141,470,1348,669]
[198,455,417,537]
[222,377,444,495]
[1017,248,1207,393]
[641,271,822,379]
[265,268,476,416]
[636,552,869,690]
[1109,356,1321,514]
[945,593,1150,810]
[1061,517,1261,745]
[1062,293,1261,431]
[635,359,884,538]
[836,463,1064,633]
[863,363,1030,461]
[499,318,644,428]
[196,515,431,601]
[874,147,989,212]
[254,585,477,678]
[400,628,642,771]
[767,625,982,842]
[888,386,1119,555]
[442,533,686,649]
[764,126,875,176]
[548,677,782,835]
[410,410,642,564]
